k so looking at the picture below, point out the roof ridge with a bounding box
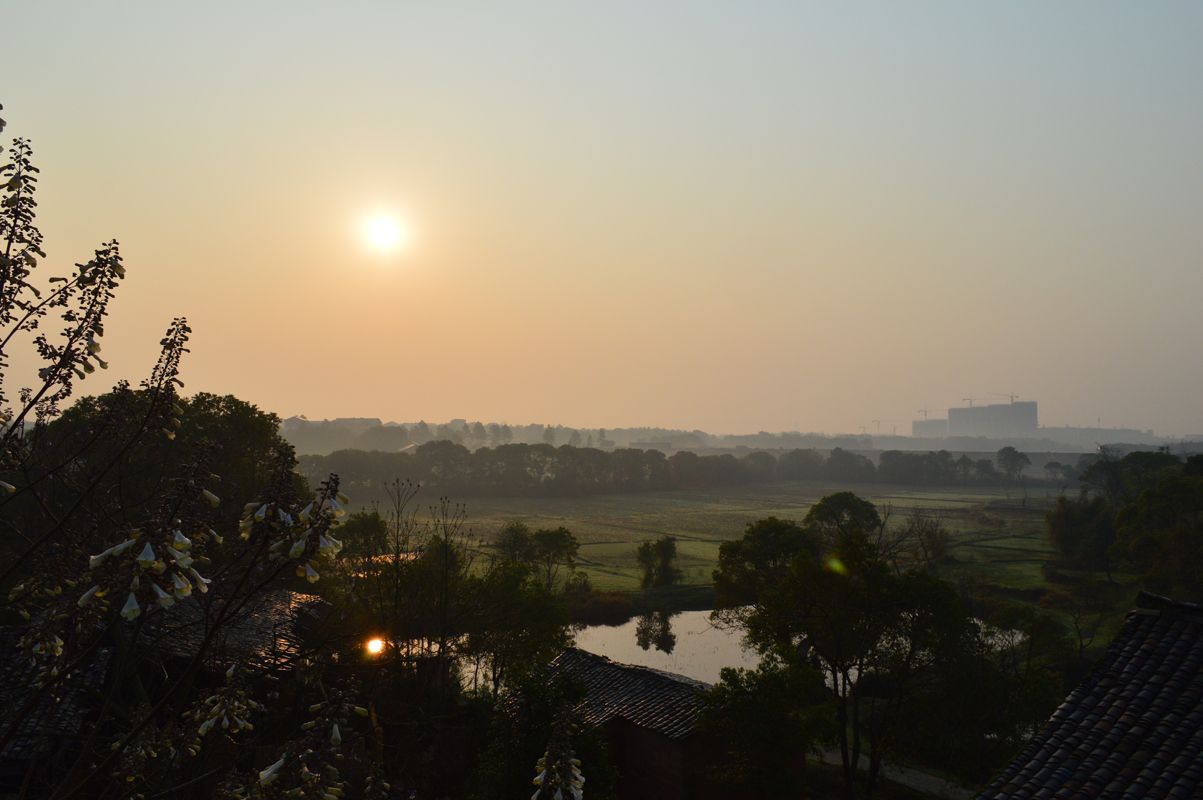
[562,646,710,689]
[1133,591,1203,619]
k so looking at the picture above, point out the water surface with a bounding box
[573,610,759,684]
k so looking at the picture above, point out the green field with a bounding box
[428,481,1063,594]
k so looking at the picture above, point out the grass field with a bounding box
[423,481,1064,594]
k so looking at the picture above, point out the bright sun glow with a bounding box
[366,637,385,655]
[362,214,411,253]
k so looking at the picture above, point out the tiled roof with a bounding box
[0,629,112,762]
[144,589,323,670]
[978,592,1203,799]
[550,647,708,740]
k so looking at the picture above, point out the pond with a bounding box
[573,610,759,684]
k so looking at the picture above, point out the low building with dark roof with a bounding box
[550,648,748,800]
[0,590,324,793]
[144,589,324,671]
[978,592,1203,799]
[0,629,113,791]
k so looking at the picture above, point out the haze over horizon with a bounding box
[4,2,1201,436]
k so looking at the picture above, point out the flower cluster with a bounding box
[184,666,265,756]
[110,707,179,800]
[81,485,220,621]
[251,692,375,799]
[532,709,585,800]
[250,484,348,584]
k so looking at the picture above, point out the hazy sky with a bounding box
[4,2,1201,435]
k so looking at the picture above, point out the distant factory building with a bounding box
[911,418,949,438]
[948,401,1038,438]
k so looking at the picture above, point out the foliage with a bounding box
[532,526,581,591]
[1045,491,1116,576]
[635,534,682,588]
[698,660,832,798]
[996,446,1032,481]
[468,673,617,800]
[713,493,1067,796]
[300,441,1049,502]
[0,105,581,799]
[1112,469,1203,601]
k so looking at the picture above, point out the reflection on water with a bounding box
[574,609,759,684]
[634,611,677,654]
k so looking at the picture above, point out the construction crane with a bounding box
[961,397,978,408]
[871,419,882,433]
[990,392,1020,404]
[916,408,929,419]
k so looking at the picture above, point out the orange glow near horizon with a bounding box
[365,637,385,656]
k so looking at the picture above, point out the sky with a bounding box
[3,2,1202,436]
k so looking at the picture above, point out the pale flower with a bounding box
[152,583,175,608]
[201,489,220,508]
[188,567,211,593]
[121,592,141,620]
[258,756,285,786]
[136,542,157,569]
[171,572,193,598]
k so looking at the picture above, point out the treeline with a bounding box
[1045,449,1203,601]
[299,441,1044,499]
[281,415,877,457]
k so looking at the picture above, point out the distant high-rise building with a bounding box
[947,401,1037,438]
[911,418,949,437]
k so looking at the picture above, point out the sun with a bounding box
[365,637,385,656]
[362,213,411,253]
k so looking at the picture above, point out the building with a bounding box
[977,592,1203,799]
[911,418,949,438]
[549,648,747,800]
[948,401,1038,438]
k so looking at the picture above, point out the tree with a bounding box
[532,526,579,591]
[712,494,1046,798]
[495,520,536,564]
[462,561,570,694]
[0,107,380,798]
[975,458,1000,480]
[636,535,683,588]
[338,509,389,557]
[541,425,557,446]
[1045,492,1116,578]
[803,491,882,542]
[823,447,876,482]
[901,508,952,567]
[1112,470,1203,601]
[778,448,824,480]
[713,517,818,608]
[996,446,1031,481]
[698,661,832,798]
